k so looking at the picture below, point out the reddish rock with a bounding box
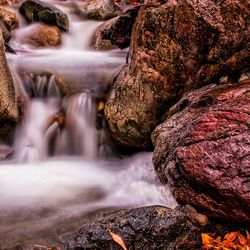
[104,0,249,150]
[152,82,250,223]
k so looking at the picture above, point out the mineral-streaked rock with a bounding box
[152,83,250,223]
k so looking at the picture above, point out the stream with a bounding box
[0,1,177,248]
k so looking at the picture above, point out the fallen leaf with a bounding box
[98,101,105,111]
[108,229,128,250]
[224,232,238,243]
[238,232,247,246]
[202,233,214,249]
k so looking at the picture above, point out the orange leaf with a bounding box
[238,232,247,246]
[202,233,214,249]
[246,230,250,242]
[224,232,238,243]
[108,229,128,250]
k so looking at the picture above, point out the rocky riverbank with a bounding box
[0,0,249,249]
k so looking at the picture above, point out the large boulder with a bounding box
[67,205,206,250]
[0,30,18,142]
[19,0,69,31]
[152,82,250,223]
[104,0,249,150]
[92,5,141,50]
[75,0,120,21]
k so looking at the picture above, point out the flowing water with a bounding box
[0,1,177,248]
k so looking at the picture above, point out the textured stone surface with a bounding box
[19,0,69,31]
[0,6,19,31]
[152,83,250,223]
[0,0,20,6]
[75,0,119,21]
[19,23,61,48]
[104,0,250,150]
[0,30,18,141]
[92,5,141,50]
[67,205,205,250]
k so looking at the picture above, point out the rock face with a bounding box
[0,31,18,141]
[67,205,205,250]
[152,83,250,223]
[75,0,119,21]
[92,5,141,50]
[19,23,61,48]
[0,6,19,31]
[19,0,69,31]
[0,0,20,6]
[0,19,10,41]
[104,0,249,150]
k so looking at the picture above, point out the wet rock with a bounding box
[19,0,69,31]
[19,23,62,48]
[92,5,141,50]
[152,83,250,223]
[0,6,19,31]
[75,0,119,21]
[0,30,18,142]
[104,0,249,150]
[67,205,205,250]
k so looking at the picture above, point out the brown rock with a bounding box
[0,0,20,6]
[0,6,19,30]
[0,30,18,142]
[104,0,249,150]
[19,23,62,48]
[75,0,120,20]
[152,83,250,223]
[92,5,141,50]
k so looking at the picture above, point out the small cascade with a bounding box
[55,92,98,158]
[0,0,177,247]
[15,100,59,162]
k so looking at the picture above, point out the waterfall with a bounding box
[0,0,177,247]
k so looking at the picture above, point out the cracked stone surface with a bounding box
[104,0,250,150]
[152,82,250,223]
